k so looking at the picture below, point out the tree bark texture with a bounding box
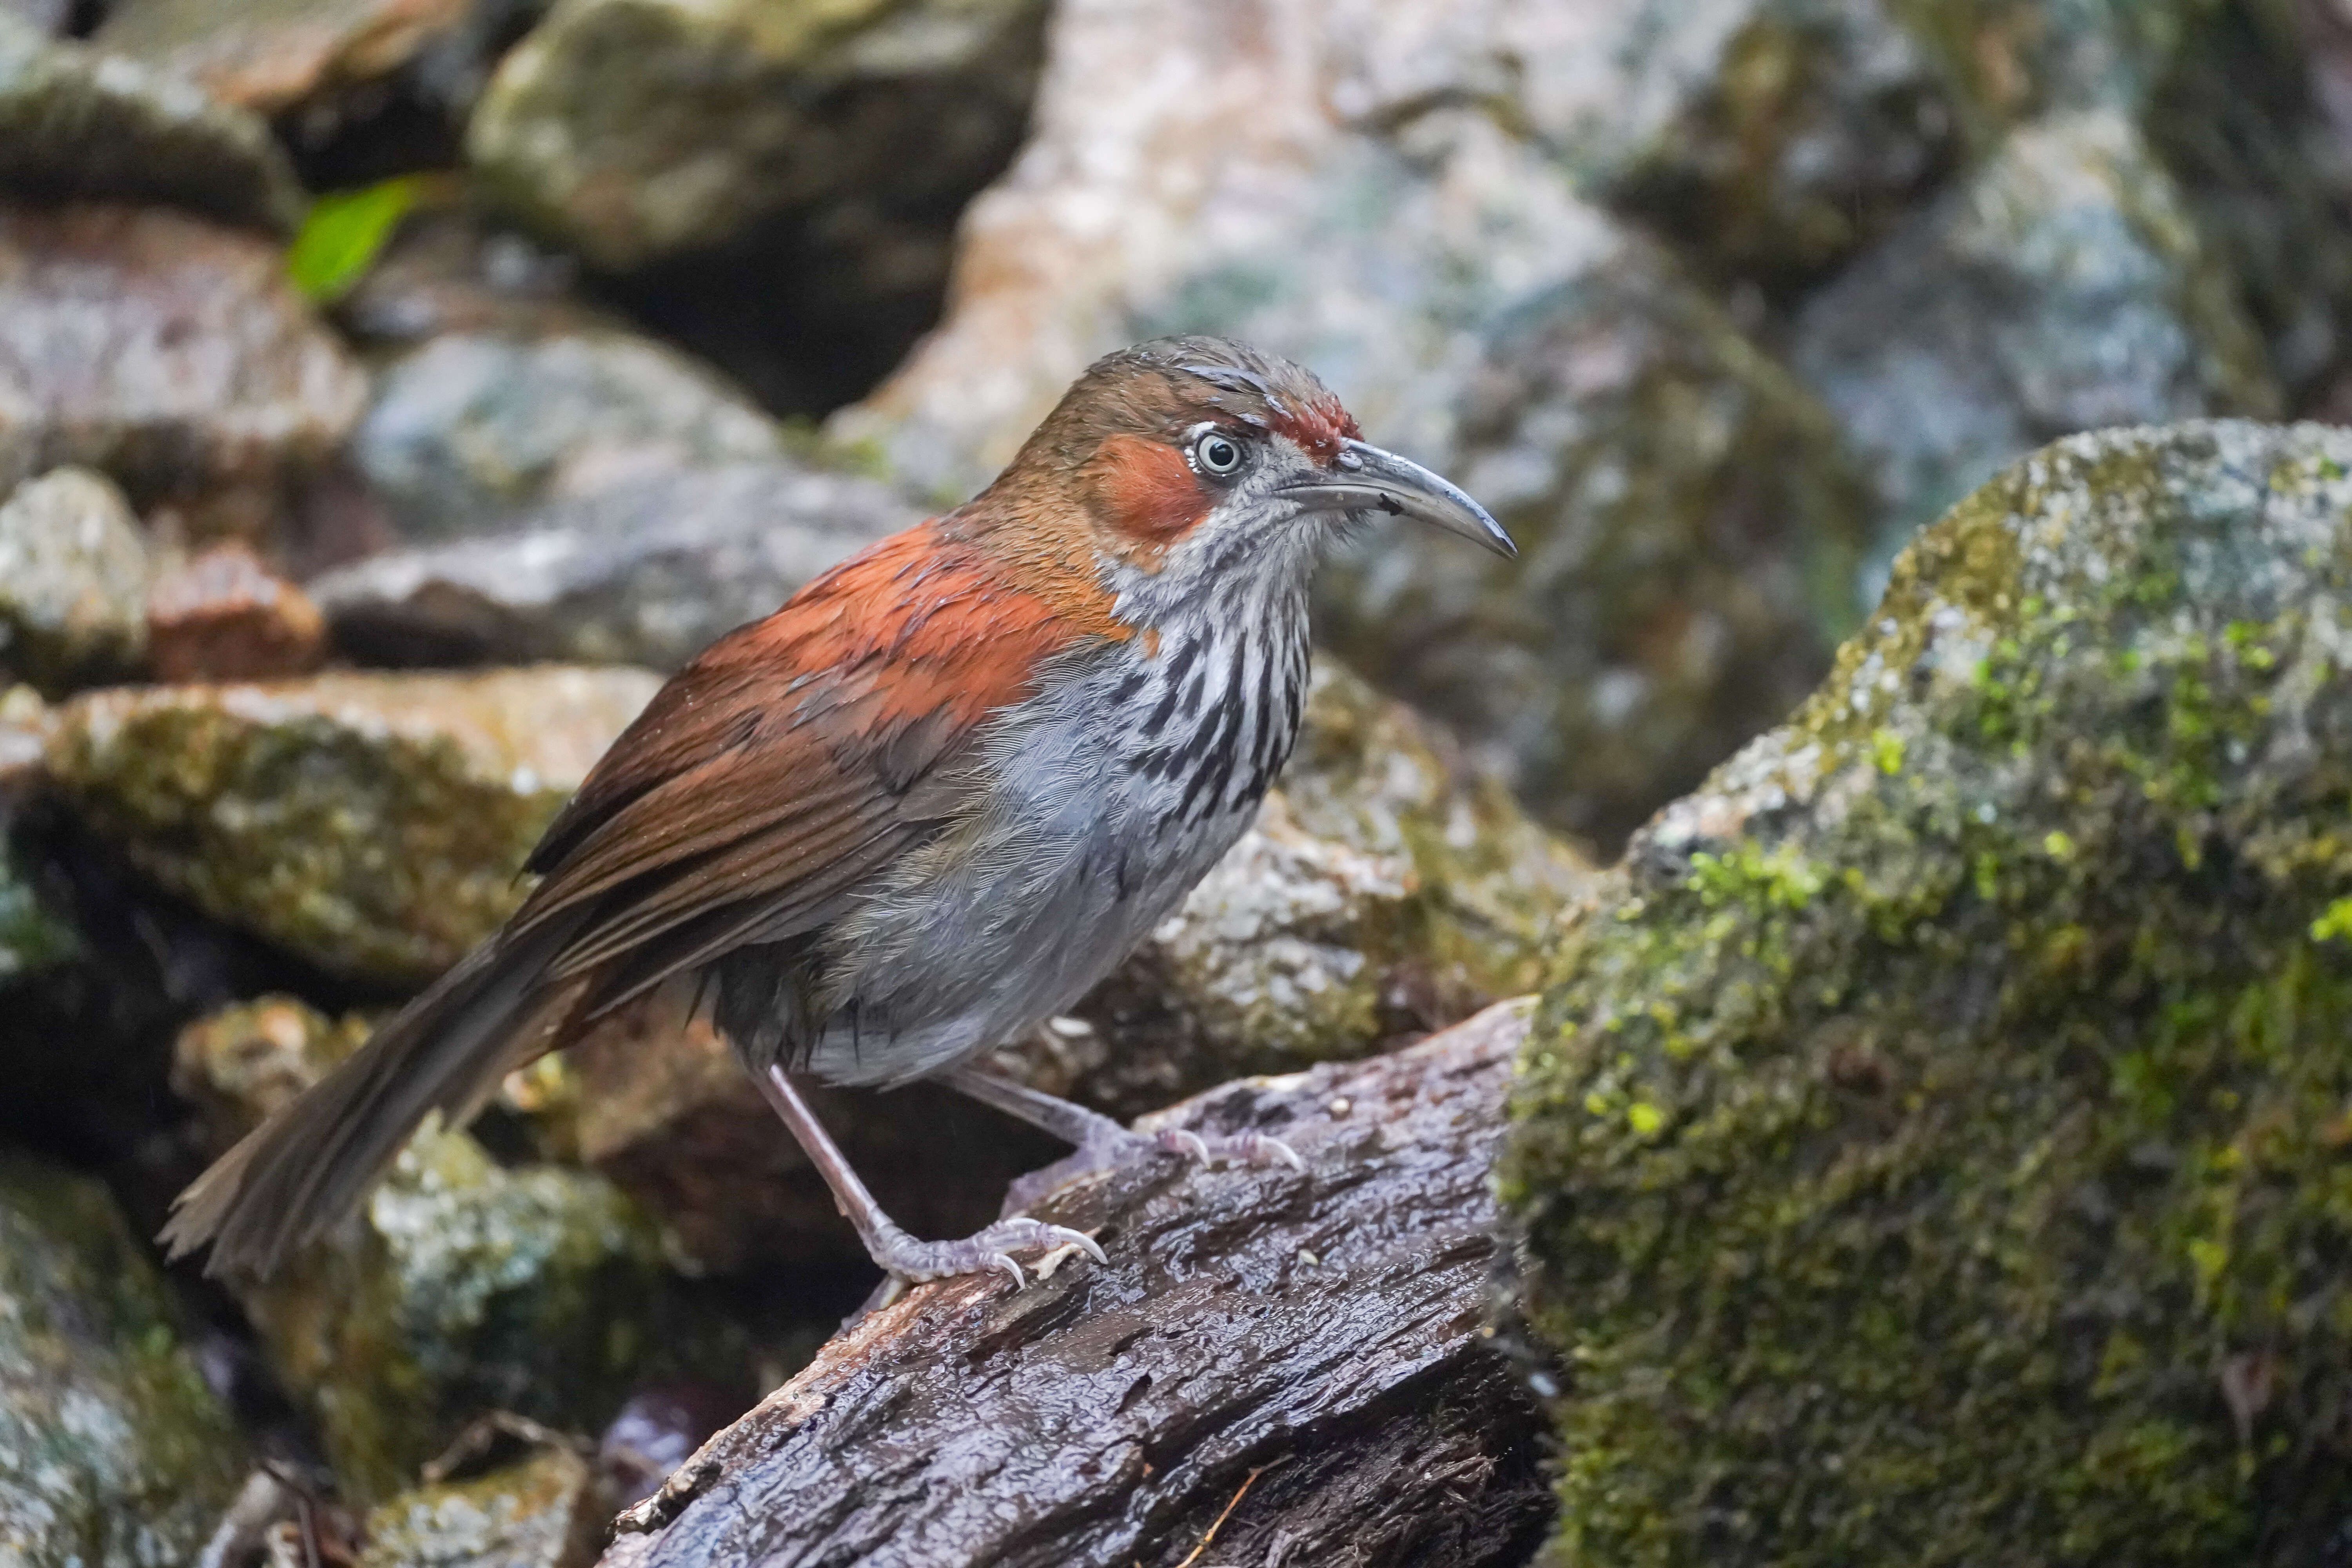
[599,999,1550,1568]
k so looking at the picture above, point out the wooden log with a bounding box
[600,1000,1550,1568]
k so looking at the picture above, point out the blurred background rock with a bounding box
[3,0,2351,1561]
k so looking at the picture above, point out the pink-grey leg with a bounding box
[938,1060,1304,1174]
[755,1065,1103,1293]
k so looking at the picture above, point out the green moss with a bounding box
[0,833,76,985]
[0,1156,248,1565]
[1502,421,2352,1564]
[356,1446,603,1568]
[242,1127,678,1504]
[45,670,659,985]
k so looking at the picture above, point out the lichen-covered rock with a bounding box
[145,541,329,682]
[1793,109,2281,587]
[0,205,368,533]
[1533,0,1959,284]
[96,0,471,117]
[1893,0,2208,135]
[173,992,372,1150]
[1312,220,1871,846]
[351,328,784,540]
[0,468,154,695]
[171,993,740,1506]
[0,1154,248,1564]
[555,662,1590,1273]
[43,666,661,984]
[0,12,304,232]
[241,1124,675,1504]
[309,459,920,670]
[1502,420,2352,1564]
[840,0,1869,843]
[357,1446,606,1568]
[465,0,1046,273]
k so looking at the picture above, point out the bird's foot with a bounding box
[1138,1123,1305,1174]
[1000,1121,1304,1217]
[850,1217,1105,1323]
[868,1215,1105,1290]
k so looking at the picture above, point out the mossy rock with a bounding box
[44,667,661,985]
[0,1154,248,1565]
[243,1123,676,1504]
[1502,419,2352,1564]
[357,1445,605,1568]
[0,468,155,696]
[0,10,304,232]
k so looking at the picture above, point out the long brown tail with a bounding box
[161,913,587,1279]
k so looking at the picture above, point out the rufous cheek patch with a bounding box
[1087,434,1209,557]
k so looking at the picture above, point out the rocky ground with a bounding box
[5,0,2352,1564]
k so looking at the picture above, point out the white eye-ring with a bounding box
[1192,428,1245,476]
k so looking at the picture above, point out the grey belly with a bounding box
[792,704,1255,1089]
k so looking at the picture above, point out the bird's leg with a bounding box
[940,1055,1304,1176]
[755,1065,1102,1293]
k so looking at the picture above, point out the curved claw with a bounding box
[1155,1127,1214,1163]
[871,1216,1110,1290]
[1241,1133,1305,1172]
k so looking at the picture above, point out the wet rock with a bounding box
[358,1445,605,1568]
[556,662,1589,1273]
[838,2,1869,840]
[0,13,305,232]
[465,0,1046,273]
[0,1153,248,1563]
[350,328,784,541]
[1503,420,2352,1563]
[0,467,155,695]
[97,0,472,117]
[42,665,662,985]
[309,459,922,670]
[0,205,369,534]
[146,542,328,682]
[1793,109,2281,587]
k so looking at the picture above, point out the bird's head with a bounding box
[963,336,1513,619]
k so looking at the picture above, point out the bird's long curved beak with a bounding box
[1280,438,1516,558]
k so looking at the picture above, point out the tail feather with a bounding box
[162,915,586,1279]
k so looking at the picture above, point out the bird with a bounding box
[162,335,1515,1292]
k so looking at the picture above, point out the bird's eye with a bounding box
[1193,431,1244,476]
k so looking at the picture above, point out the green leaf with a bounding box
[287,176,428,304]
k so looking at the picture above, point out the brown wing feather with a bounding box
[166,517,1132,1278]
